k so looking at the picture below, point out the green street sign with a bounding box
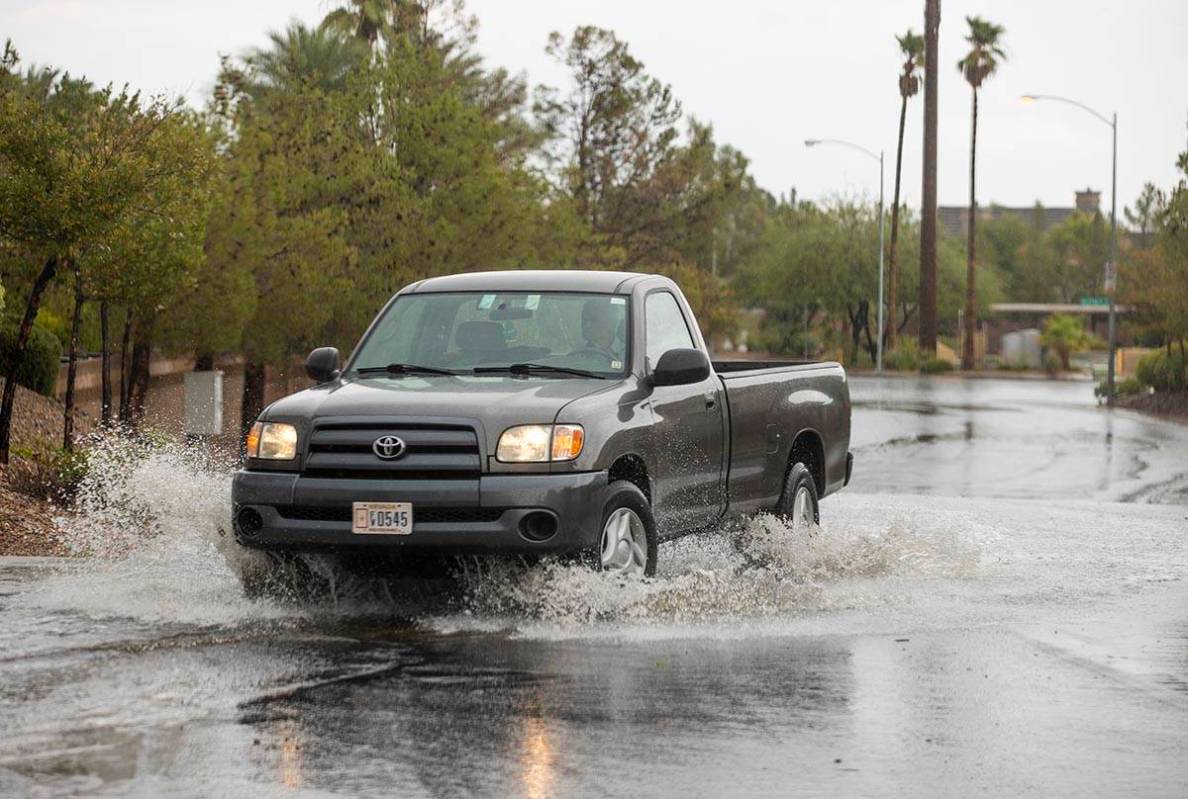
[1080,296,1109,306]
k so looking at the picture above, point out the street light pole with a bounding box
[1021,94,1119,403]
[1107,112,1117,404]
[877,150,885,373]
[805,138,886,372]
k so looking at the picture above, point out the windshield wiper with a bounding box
[473,363,607,379]
[355,363,461,377]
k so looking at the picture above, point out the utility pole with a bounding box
[919,0,941,356]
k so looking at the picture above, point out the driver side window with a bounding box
[645,292,695,369]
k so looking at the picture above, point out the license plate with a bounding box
[352,502,413,535]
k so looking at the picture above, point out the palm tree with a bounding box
[957,16,1006,369]
[886,30,924,352]
[243,22,365,99]
[322,0,430,48]
[919,0,940,356]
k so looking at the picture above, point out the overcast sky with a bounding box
[7,0,1187,212]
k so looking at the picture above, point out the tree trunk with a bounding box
[1180,338,1187,393]
[127,337,152,429]
[962,88,979,370]
[0,255,58,464]
[240,361,267,454]
[887,94,908,352]
[919,0,940,357]
[862,309,878,364]
[63,266,85,452]
[847,302,869,366]
[100,301,112,426]
[118,313,133,426]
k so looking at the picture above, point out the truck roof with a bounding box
[407,270,656,294]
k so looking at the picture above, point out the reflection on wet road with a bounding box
[1,376,1187,797]
[850,376,1188,503]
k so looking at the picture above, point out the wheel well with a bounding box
[789,430,825,496]
[608,454,651,504]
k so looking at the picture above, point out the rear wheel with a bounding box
[597,481,658,577]
[775,462,820,535]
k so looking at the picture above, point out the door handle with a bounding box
[704,392,717,410]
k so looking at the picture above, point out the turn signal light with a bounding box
[551,425,584,461]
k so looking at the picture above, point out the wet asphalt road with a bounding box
[1,376,1187,798]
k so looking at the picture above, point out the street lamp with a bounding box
[805,139,886,372]
[1021,94,1118,403]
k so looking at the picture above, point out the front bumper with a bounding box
[231,469,608,555]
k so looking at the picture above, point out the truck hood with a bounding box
[262,375,613,449]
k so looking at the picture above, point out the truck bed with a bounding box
[711,358,850,512]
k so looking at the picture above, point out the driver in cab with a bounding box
[574,299,622,367]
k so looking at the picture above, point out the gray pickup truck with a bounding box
[232,270,852,578]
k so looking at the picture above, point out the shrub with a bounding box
[758,327,819,360]
[6,445,89,504]
[1041,314,1101,370]
[1136,347,1188,393]
[920,357,954,374]
[1095,377,1146,399]
[1043,351,1062,376]
[884,338,921,371]
[0,319,62,397]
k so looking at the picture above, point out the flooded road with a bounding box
[2,376,1187,797]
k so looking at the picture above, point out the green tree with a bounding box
[980,212,1037,301]
[85,112,217,427]
[1122,148,1188,385]
[0,41,199,461]
[887,29,924,351]
[1044,211,1109,303]
[1041,313,1097,370]
[1124,182,1166,250]
[535,26,682,264]
[206,77,360,434]
[957,16,1005,369]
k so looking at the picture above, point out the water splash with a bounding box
[22,434,980,633]
[28,434,278,627]
[453,510,979,627]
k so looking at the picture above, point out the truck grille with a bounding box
[275,506,505,524]
[304,423,481,478]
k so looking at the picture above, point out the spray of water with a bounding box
[25,435,979,632]
[454,510,978,626]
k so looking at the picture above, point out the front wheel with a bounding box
[774,462,820,535]
[597,481,658,577]
[240,550,333,601]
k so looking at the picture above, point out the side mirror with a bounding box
[305,347,340,383]
[652,348,711,387]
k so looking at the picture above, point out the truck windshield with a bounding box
[349,292,631,378]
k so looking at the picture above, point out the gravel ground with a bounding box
[1115,390,1188,422]
[0,478,66,556]
[0,378,94,451]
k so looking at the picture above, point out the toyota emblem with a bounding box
[372,435,406,460]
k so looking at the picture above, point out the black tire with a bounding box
[240,550,333,601]
[596,481,659,577]
[774,462,820,529]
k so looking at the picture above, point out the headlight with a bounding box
[246,422,298,460]
[497,424,584,463]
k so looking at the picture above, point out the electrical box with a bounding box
[184,370,224,436]
[1001,329,1042,368]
